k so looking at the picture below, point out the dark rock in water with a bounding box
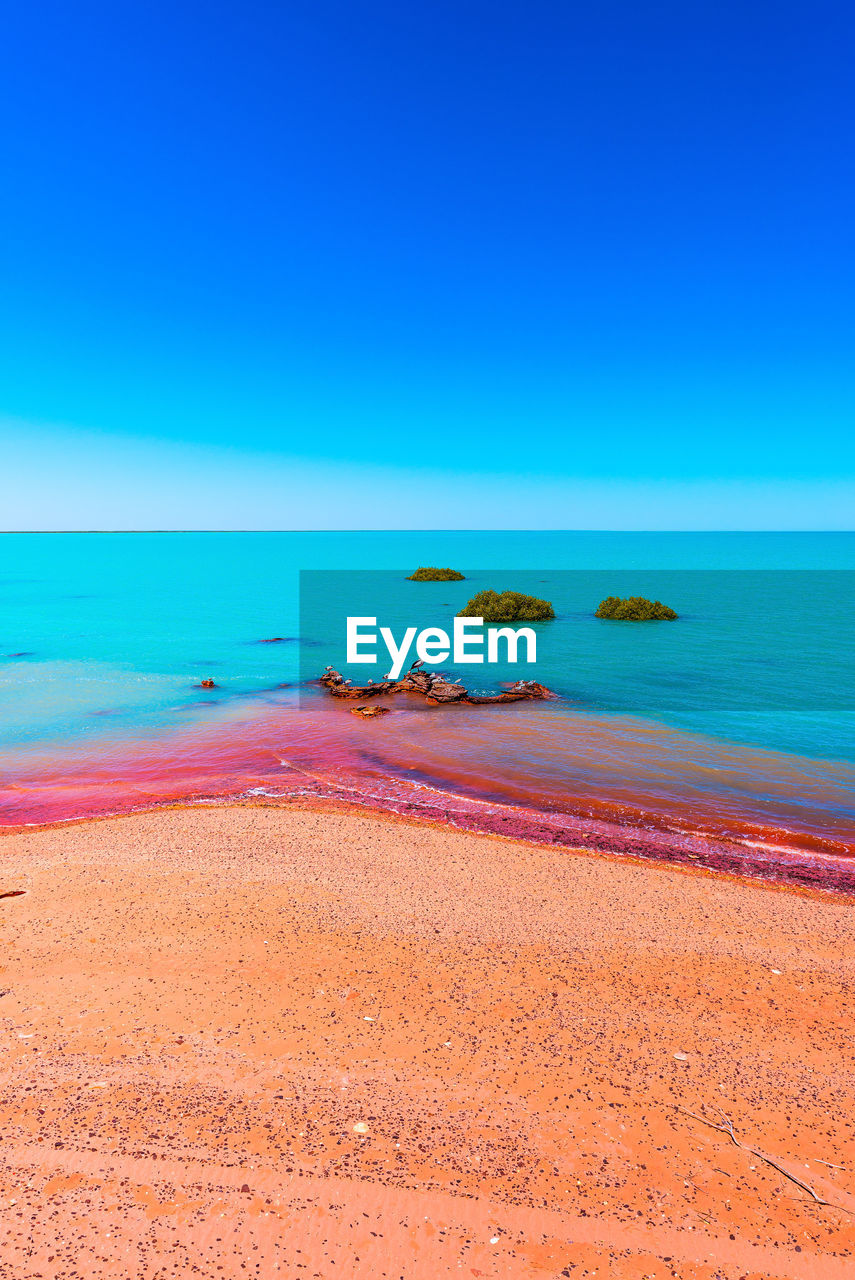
[259,636,289,643]
[466,680,558,705]
[425,676,467,704]
[351,705,391,718]
[397,669,433,695]
[317,668,555,709]
[321,669,386,699]
[198,678,218,689]
[506,680,557,699]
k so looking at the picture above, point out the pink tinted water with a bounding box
[2,693,854,894]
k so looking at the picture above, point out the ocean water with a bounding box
[2,532,854,887]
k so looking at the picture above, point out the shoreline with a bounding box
[5,772,855,899]
[6,792,855,909]
[2,802,854,1278]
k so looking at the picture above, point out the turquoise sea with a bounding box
[2,532,854,887]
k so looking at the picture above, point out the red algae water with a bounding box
[2,531,854,893]
[3,692,855,895]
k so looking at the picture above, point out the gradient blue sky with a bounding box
[1,0,853,529]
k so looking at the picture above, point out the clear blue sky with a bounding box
[1,1,853,528]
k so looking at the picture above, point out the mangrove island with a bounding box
[407,566,465,581]
[457,589,555,622]
[595,595,678,621]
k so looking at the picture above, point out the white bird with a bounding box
[410,659,425,670]
[383,673,394,681]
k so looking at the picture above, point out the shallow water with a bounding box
[1,532,854,887]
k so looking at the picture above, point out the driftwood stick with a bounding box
[676,1106,852,1215]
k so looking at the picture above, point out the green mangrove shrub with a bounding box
[595,595,678,621]
[407,566,465,581]
[457,590,555,622]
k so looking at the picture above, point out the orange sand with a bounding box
[1,804,854,1279]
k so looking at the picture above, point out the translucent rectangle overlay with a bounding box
[298,568,855,715]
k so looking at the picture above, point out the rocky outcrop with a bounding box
[466,680,556,705]
[318,667,555,709]
[320,669,388,699]
[424,675,467,704]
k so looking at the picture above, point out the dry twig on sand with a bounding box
[677,1106,853,1216]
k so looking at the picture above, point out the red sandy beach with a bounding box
[2,802,855,1278]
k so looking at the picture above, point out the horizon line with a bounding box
[1,528,854,536]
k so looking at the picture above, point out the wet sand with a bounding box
[1,803,854,1279]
